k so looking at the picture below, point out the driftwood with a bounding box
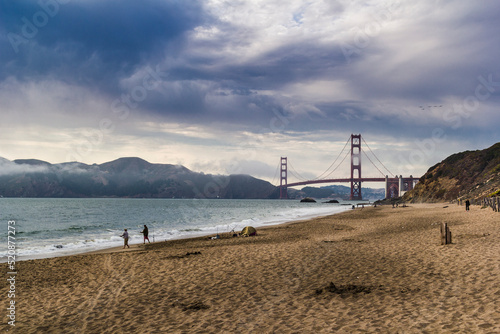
[441,222,452,245]
[481,197,499,212]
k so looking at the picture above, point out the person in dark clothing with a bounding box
[465,199,470,211]
[141,225,151,244]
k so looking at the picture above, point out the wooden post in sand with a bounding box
[441,222,452,245]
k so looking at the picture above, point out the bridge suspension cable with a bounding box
[321,148,351,180]
[312,136,351,180]
[362,151,386,177]
[287,160,309,182]
[276,134,397,186]
[271,159,281,186]
[361,137,395,177]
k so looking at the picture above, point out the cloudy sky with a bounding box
[1,0,499,186]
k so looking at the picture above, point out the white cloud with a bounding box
[0,159,50,176]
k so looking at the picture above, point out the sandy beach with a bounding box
[3,203,500,333]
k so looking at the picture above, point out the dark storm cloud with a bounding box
[224,43,345,88]
[129,38,350,129]
[0,0,208,90]
[159,37,346,94]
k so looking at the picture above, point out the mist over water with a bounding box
[0,198,363,261]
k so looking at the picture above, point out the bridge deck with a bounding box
[284,177,416,188]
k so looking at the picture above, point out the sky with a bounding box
[1,0,499,187]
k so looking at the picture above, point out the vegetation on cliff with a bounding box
[403,142,500,202]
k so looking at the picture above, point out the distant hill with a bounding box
[0,157,279,199]
[403,142,500,202]
[289,184,385,201]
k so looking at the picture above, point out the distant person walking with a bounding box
[121,229,130,248]
[141,225,151,244]
[465,199,470,211]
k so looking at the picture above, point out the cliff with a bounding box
[403,142,500,202]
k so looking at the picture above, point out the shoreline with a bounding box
[9,202,355,263]
[4,203,499,333]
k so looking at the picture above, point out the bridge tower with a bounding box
[280,157,288,199]
[350,134,362,200]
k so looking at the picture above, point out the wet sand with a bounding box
[2,203,499,333]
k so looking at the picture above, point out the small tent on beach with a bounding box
[240,226,257,237]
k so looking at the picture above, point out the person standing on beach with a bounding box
[141,225,151,244]
[121,229,130,249]
[465,199,470,211]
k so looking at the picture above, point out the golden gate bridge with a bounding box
[275,134,419,200]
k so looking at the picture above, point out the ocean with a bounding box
[0,198,361,262]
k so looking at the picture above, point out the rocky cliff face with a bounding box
[0,157,279,199]
[403,142,500,202]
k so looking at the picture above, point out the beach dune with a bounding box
[3,203,500,333]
